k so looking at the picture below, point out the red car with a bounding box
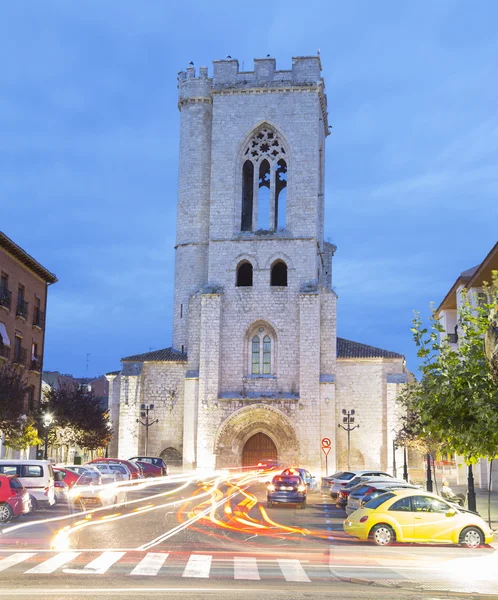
[129,456,168,477]
[88,458,142,480]
[135,461,162,478]
[53,467,80,489]
[0,475,31,523]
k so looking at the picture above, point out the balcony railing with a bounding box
[13,346,27,366]
[0,344,10,360]
[0,289,12,310]
[16,298,29,319]
[30,356,42,372]
[447,333,458,344]
[33,307,45,329]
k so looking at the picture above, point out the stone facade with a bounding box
[108,56,408,475]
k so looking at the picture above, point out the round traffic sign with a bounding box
[321,437,331,448]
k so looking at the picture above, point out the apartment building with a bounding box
[0,231,57,414]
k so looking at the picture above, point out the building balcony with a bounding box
[0,344,10,360]
[447,333,458,344]
[16,298,29,320]
[0,289,12,310]
[33,307,45,329]
[30,356,42,372]
[13,347,27,366]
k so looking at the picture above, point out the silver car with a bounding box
[329,470,394,498]
[345,480,416,515]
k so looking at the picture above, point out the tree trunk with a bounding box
[488,459,494,528]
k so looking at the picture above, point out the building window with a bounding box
[271,261,288,286]
[0,273,11,310]
[16,285,28,319]
[236,262,253,287]
[241,126,287,232]
[248,325,275,376]
[27,385,36,412]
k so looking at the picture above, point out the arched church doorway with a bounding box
[242,432,277,467]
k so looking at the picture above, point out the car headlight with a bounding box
[297,485,306,492]
[267,484,275,491]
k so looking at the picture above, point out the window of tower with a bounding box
[257,159,271,230]
[241,160,254,231]
[275,159,287,229]
[251,335,260,374]
[248,324,275,376]
[236,261,253,287]
[271,261,287,286]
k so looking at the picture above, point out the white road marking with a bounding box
[26,552,81,574]
[63,551,125,574]
[130,552,168,576]
[234,556,260,580]
[182,554,212,578]
[278,558,311,582]
[0,553,36,572]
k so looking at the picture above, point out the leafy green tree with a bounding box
[0,362,29,438]
[4,417,43,452]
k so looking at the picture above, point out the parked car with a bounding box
[267,473,307,509]
[88,458,142,480]
[53,467,80,490]
[343,489,494,548]
[281,468,318,492]
[90,462,131,483]
[69,473,127,513]
[135,461,162,478]
[330,470,394,498]
[335,475,399,508]
[129,456,168,476]
[0,475,31,523]
[346,482,418,515]
[63,465,102,484]
[53,470,70,503]
[0,459,55,510]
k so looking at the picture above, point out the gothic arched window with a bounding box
[271,260,287,286]
[241,126,287,232]
[236,261,253,287]
[248,325,275,376]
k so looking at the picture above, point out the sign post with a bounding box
[321,437,331,477]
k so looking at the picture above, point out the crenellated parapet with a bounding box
[177,66,213,109]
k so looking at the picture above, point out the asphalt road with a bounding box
[1,471,497,599]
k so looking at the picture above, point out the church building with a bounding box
[107,56,408,474]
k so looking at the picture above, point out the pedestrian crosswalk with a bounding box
[0,551,322,582]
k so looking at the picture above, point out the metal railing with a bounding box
[33,307,45,328]
[0,289,12,310]
[16,298,29,319]
[30,356,42,372]
[13,346,27,365]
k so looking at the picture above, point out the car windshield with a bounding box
[364,492,396,509]
[9,477,23,489]
[339,472,356,481]
[75,475,100,486]
[273,476,300,484]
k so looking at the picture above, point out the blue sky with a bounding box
[1,1,497,377]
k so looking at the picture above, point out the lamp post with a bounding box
[426,453,433,492]
[467,464,477,513]
[392,439,397,478]
[136,404,158,456]
[338,409,359,471]
[42,413,53,460]
[403,446,409,482]
[105,420,112,458]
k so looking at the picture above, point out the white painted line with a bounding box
[278,559,311,582]
[234,556,260,580]
[182,554,212,578]
[26,552,81,574]
[0,588,267,596]
[326,520,331,523]
[0,553,36,572]
[130,552,168,576]
[63,551,125,575]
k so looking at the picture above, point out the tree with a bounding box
[0,362,29,440]
[403,275,498,513]
[4,417,43,453]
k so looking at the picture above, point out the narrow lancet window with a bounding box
[237,262,253,286]
[263,335,271,374]
[275,159,287,229]
[271,261,287,286]
[251,336,260,374]
[241,160,254,231]
[257,159,271,230]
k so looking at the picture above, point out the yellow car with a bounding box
[344,488,494,548]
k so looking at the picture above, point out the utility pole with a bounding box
[136,404,158,456]
[426,453,433,492]
[403,446,409,482]
[85,353,90,377]
[338,409,359,471]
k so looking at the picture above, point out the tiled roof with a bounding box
[121,347,188,362]
[461,265,480,278]
[105,370,121,376]
[337,338,404,360]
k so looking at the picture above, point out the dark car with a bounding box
[336,476,398,509]
[267,474,307,509]
[281,468,318,492]
[129,456,168,476]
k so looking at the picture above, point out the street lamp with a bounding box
[42,413,53,460]
[105,420,112,458]
[338,409,359,471]
[136,404,158,456]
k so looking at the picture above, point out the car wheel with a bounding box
[0,502,14,524]
[300,500,307,510]
[460,527,483,548]
[267,501,273,508]
[370,524,395,546]
[29,495,38,512]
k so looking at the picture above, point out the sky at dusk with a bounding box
[1,1,497,378]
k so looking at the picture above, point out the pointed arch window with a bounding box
[271,261,287,286]
[240,126,287,232]
[248,325,275,376]
[236,261,253,286]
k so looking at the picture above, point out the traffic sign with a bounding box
[321,446,331,456]
[321,437,331,448]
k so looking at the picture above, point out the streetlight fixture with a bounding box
[42,413,53,460]
[136,404,158,456]
[338,409,359,471]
